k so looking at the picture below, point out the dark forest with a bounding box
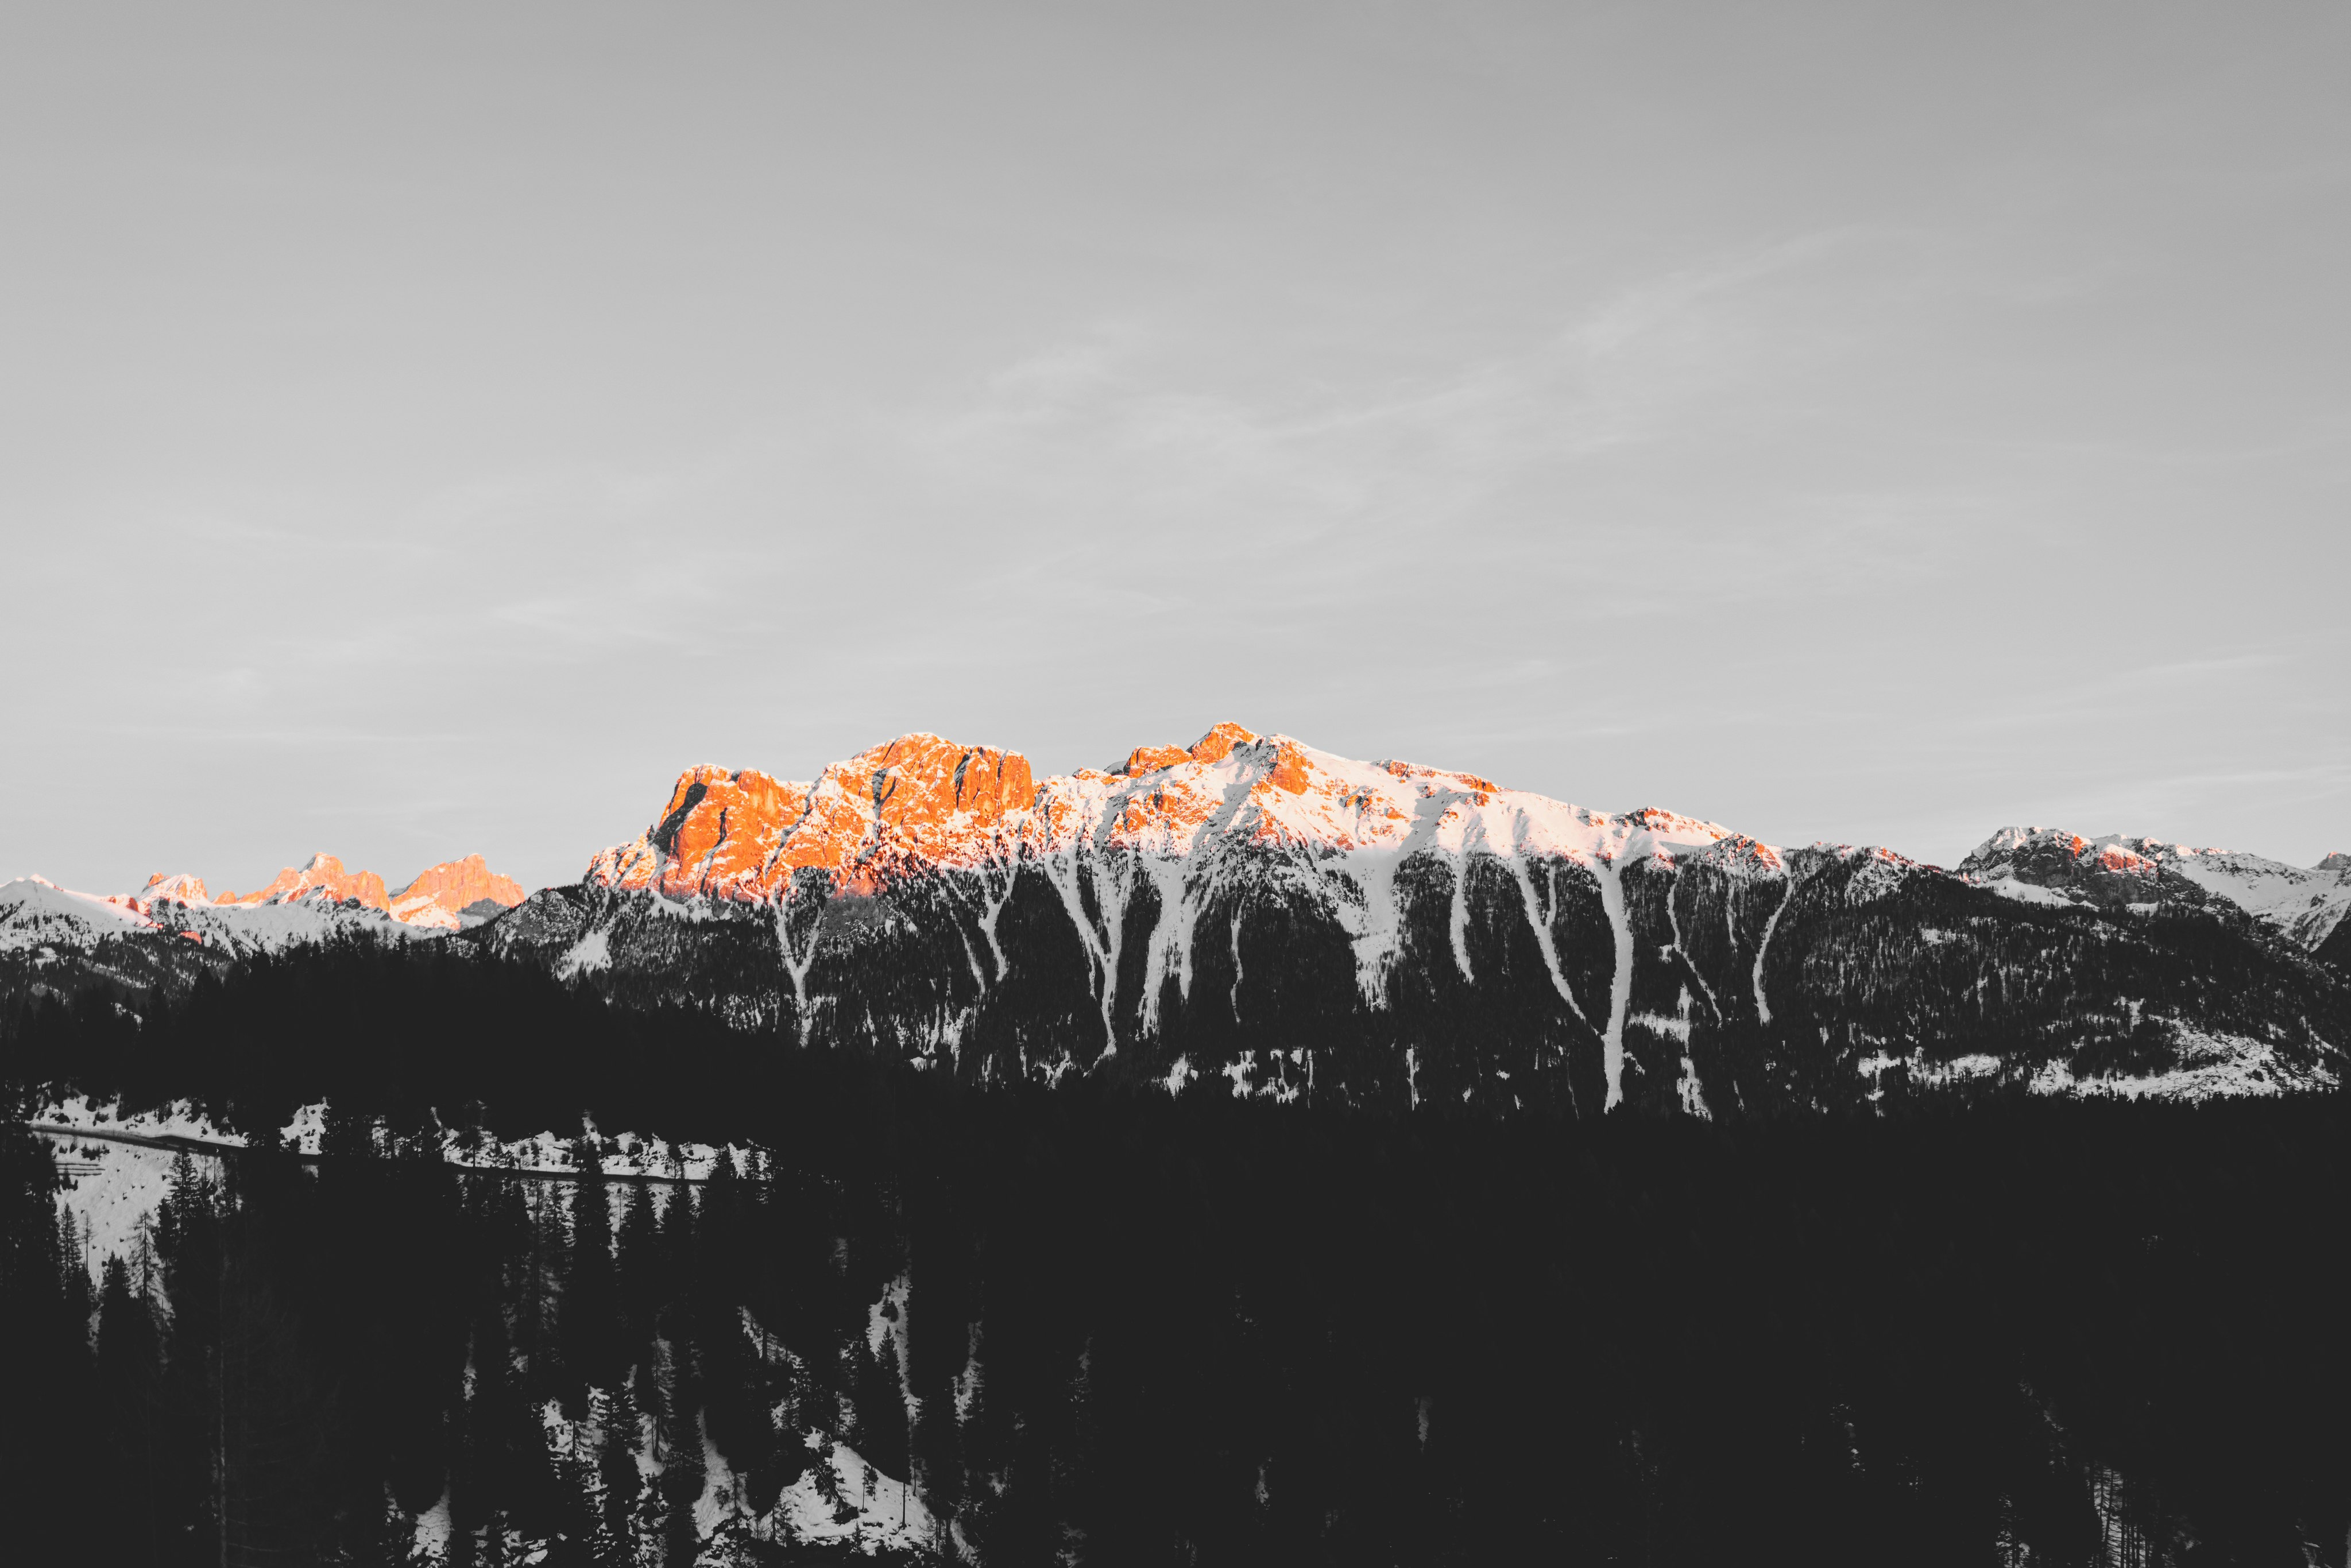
[5,939,2348,1566]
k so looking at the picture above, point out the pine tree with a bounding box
[563,1140,619,1415]
[94,1251,169,1562]
[614,1179,660,1361]
[155,1146,228,1554]
[0,1122,103,1556]
[855,1330,912,1483]
[654,1326,707,1568]
[56,1203,94,1342]
[597,1378,645,1567]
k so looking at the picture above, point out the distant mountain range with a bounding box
[8,725,2347,1111]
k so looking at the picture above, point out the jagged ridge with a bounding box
[479,725,2351,1113]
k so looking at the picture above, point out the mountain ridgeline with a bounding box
[482,725,2350,1115]
[6,724,2348,1116]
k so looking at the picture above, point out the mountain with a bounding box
[389,854,529,930]
[205,851,389,913]
[5,726,2341,1110]
[484,724,2351,1112]
[0,850,527,1012]
[129,851,525,932]
[1958,826,2351,948]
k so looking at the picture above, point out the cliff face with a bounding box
[390,855,528,930]
[587,734,1039,900]
[211,853,390,913]
[132,853,527,931]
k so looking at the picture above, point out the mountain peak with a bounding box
[198,851,524,927]
[389,854,528,930]
[142,872,210,904]
[1958,825,2351,947]
[214,853,387,912]
[1186,721,1260,766]
[584,725,1735,908]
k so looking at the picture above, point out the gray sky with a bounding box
[5,1,2346,897]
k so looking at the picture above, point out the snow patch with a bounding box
[2031,1028,2337,1102]
[1593,852,1634,1110]
[555,927,610,978]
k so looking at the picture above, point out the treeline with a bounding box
[0,926,2163,1146]
[4,934,836,1149]
[7,1071,2351,1565]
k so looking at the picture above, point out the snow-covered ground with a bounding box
[2029,1027,2335,1102]
[41,1130,199,1285]
[36,1095,755,1182]
[1853,1026,2336,1104]
[759,1433,935,1557]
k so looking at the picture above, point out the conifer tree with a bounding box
[654,1327,708,1568]
[156,1147,229,1552]
[597,1377,645,1568]
[0,1121,102,1554]
[563,1140,619,1414]
[95,1251,168,1561]
[56,1203,94,1341]
[615,1179,660,1360]
[856,1329,912,1483]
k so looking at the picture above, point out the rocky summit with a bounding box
[390,854,529,930]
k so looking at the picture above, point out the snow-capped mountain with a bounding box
[485,724,2351,1111]
[1,851,528,1007]
[0,870,412,959]
[6,726,2341,1110]
[203,851,392,913]
[1959,826,2351,948]
[124,850,528,933]
[388,853,529,930]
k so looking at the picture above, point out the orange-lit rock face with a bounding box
[390,854,527,920]
[142,873,210,904]
[1266,741,1313,796]
[135,854,518,930]
[1188,722,1258,765]
[1120,744,1192,777]
[219,853,389,912]
[583,721,1727,907]
[587,735,1045,900]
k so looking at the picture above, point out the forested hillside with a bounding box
[8,1036,2351,1564]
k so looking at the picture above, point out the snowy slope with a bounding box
[0,876,177,955]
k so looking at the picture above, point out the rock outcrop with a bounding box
[212,853,389,913]
[390,854,528,930]
[139,852,528,931]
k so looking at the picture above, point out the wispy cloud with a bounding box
[912,227,1874,549]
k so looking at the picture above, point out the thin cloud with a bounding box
[910,225,1883,555]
